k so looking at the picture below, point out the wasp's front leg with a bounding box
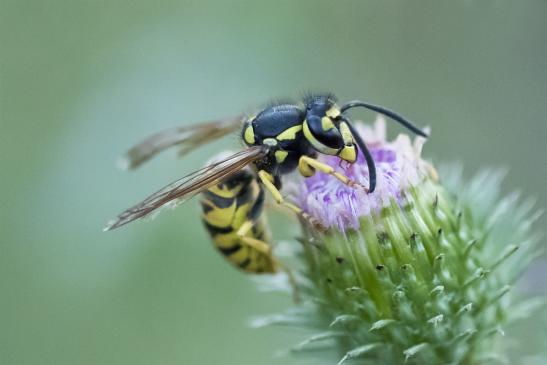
[297,155,369,193]
[257,170,326,231]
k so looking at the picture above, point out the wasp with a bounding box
[199,152,277,273]
[105,94,427,231]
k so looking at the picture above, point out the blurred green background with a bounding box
[1,1,546,364]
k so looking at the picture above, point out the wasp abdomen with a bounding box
[200,170,277,274]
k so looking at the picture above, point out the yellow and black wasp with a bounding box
[105,94,427,233]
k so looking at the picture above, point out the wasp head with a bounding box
[302,94,356,162]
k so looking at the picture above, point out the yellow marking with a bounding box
[276,125,302,140]
[214,231,239,247]
[303,120,339,155]
[339,121,354,145]
[203,201,237,227]
[275,150,288,163]
[232,202,251,228]
[263,138,277,147]
[228,245,249,263]
[208,185,240,198]
[244,124,255,144]
[339,145,356,162]
[326,106,340,118]
[321,116,335,131]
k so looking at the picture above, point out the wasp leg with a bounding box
[237,222,299,301]
[298,155,369,192]
[238,188,300,302]
[236,190,273,254]
[257,170,326,231]
[236,220,272,254]
[237,241,301,302]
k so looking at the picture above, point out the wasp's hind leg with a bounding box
[257,170,326,231]
[236,221,300,302]
[236,220,272,254]
[235,187,274,254]
[298,155,370,193]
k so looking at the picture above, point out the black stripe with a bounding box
[235,188,253,207]
[340,100,428,137]
[246,185,265,221]
[218,243,242,256]
[202,220,233,235]
[200,201,214,214]
[202,191,236,209]
[238,257,252,269]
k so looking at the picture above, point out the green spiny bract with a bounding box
[298,175,536,364]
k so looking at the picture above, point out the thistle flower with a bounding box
[253,117,545,365]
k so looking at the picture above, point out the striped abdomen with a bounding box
[200,171,277,273]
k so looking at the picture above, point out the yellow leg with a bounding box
[237,213,301,302]
[257,170,326,231]
[237,220,299,301]
[236,221,272,254]
[299,155,368,192]
[240,236,272,255]
[236,220,254,237]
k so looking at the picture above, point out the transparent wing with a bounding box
[105,146,267,231]
[121,115,244,170]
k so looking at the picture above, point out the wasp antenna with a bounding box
[340,100,428,138]
[339,115,377,193]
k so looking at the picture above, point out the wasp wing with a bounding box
[121,116,244,170]
[105,146,267,231]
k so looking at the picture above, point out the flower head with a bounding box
[293,117,433,232]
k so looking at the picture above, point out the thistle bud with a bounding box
[253,118,544,364]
